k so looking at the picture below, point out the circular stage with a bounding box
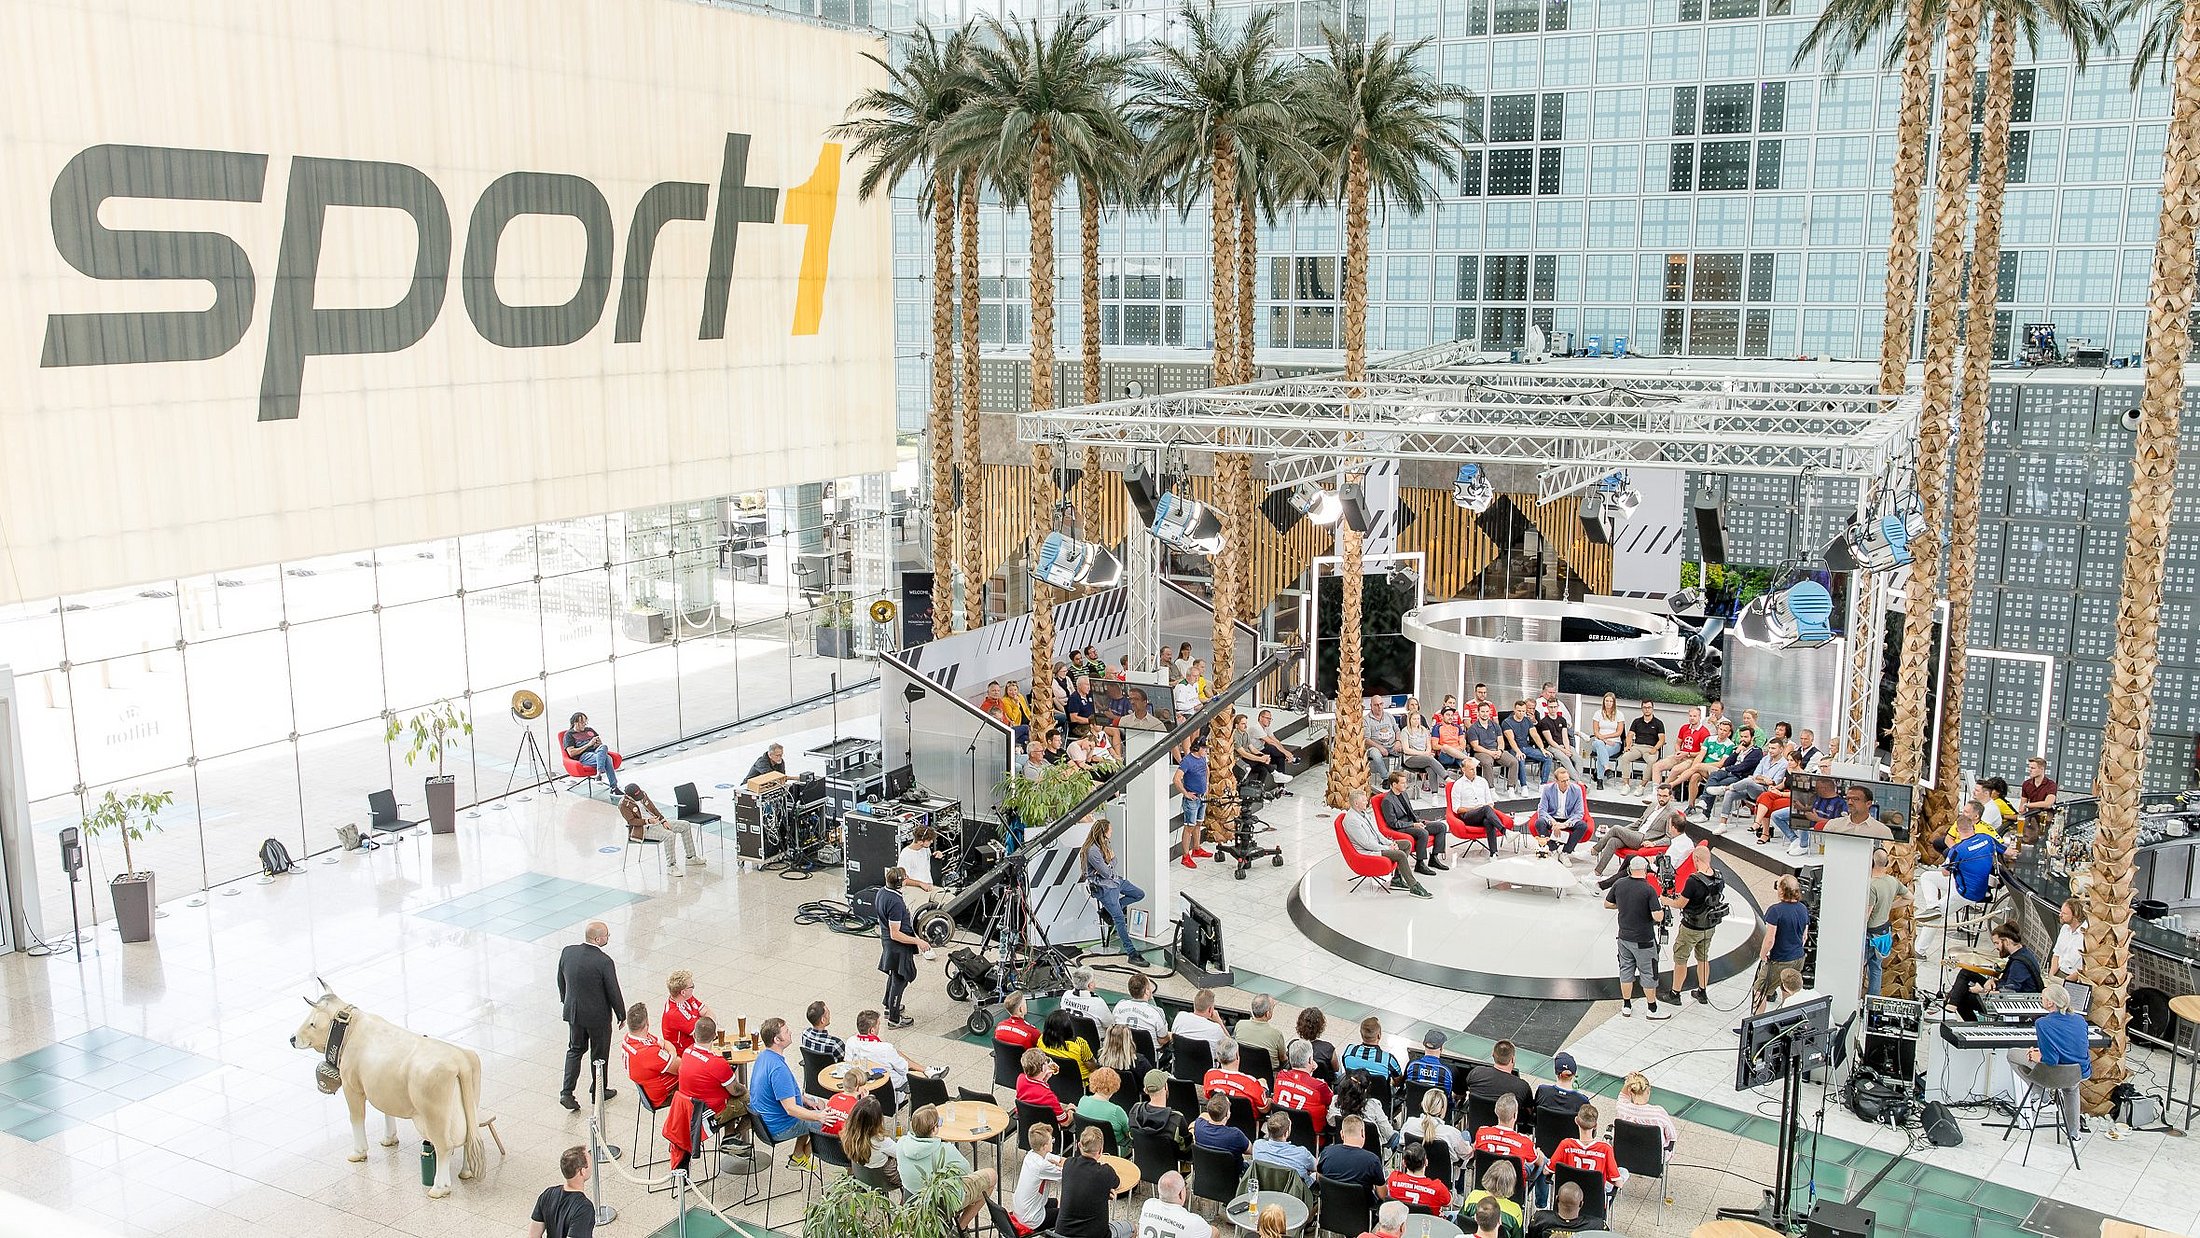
[1286,798,1767,1001]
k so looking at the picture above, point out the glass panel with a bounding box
[1672,86,1698,135]
[677,634,742,737]
[187,631,293,757]
[377,539,462,607]
[17,669,79,801]
[1538,148,1563,194]
[614,645,683,757]
[548,663,620,754]
[1669,142,1695,191]
[0,599,64,671]
[1755,139,1783,189]
[1491,94,1538,142]
[1665,255,1689,301]
[1494,0,1540,32]
[71,651,190,787]
[1694,253,1745,300]
[87,765,204,892]
[467,581,544,690]
[1699,140,1752,189]
[460,527,536,591]
[1703,83,1753,133]
[281,551,380,624]
[61,585,182,665]
[1689,309,1741,354]
[1541,93,1566,140]
[737,618,794,719]
[288,613,385,734]
[1707,0,1756,14]
[542,569,614,672]
[195,742,304,881]
[1489,149,1534,194]
[382,597,467,717]
[1745,308,1773,357]
[539,515,611,576]
[298,719,394,841]
[1759,81,1787,132]
[179,564,284,640]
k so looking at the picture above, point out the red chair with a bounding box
[1524,804,1597,853]
[1442,782,1517,851]
[1369,792,1416,846]
[557,730,624,796]
[1333,813,1400,893]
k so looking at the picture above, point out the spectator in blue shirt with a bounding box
[1501,702,1553,787]
[1403,1027,1454,1094]
[1250,1111,1317,1184]
[1771,776,1846,849]
[2025,982,2092,1139]
[1754,877,1812,1014]
[1945,809,2004,906]
[1315,1115,1386,1186]
[1175,738,1212,871]
[1192,1094,1251,1162]
[1340,1016,1403,1080]
[750,1017,832,1168]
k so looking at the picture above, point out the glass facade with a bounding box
[850,0,2171,378]
[0,482,903,917]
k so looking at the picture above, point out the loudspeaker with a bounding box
[1338,483,1371,534]
[967,1001,1007,1039]
[1123,463,1161,525]
[1921,1100,1963,1145]
[1806,1199,1876,1238]
[1693,483,1728,564]
[1580,510,1613,545]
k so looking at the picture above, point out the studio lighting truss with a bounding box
[1451,463,1495,512]
[1822,487,1921,573]
[1291,480,1345,526]
[1149,490,1227,556]
[1732,577,1839,651]
[1034,531,1125,596]
[1598,471,1641,521]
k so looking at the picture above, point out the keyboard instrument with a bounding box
[1981,993,2051,1022]
[1940,1021,2109,1051]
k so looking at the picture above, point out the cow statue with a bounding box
[291,983,486,1198]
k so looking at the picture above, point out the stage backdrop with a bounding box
[0,0,894,605]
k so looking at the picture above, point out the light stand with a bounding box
[1717,1022,1817,1234]
[505,728,553,799]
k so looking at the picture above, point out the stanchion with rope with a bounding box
[589,1059,621,1226]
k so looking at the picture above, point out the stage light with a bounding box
[1666,587,1705,614]
[1338,483,1372,535]
[1451,464,1494,513]
[1291,481,1344,526]
[1033,532,1125,595]
[1732,580,1839,651]
[1149,492,1226,556]
[1387,563,1419,592]
[1600,472,1641,520]
[1821,489,1919,574]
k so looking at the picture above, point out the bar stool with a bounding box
[2165,994,2200,1129]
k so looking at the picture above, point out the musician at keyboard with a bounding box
[746,744,788,784]
[1950,922,2043,1022]
[2021,982,2091,1139]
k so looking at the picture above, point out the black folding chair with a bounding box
[1016,1099,1063,1151]
[1405,1135,1456,1193]
[1129,1027,1161,1065]
[907,1074,950,1113]
[993,1041,1026,1092]
[1401,1079,1441,1125]
[1048,1065,1086,1108]
[1282,1105,1320,1154]
[1167,1077,1201,1123]
[800,1049,836,1099]
[1314,1178,1376,1237]
[1132,1126,1183,1195]
[1172,1037,1214,1082]
[367,789,420,833]
[1239,1043,1277,1085]
[1066,1013,1105,1054]
[1073,1112,1122,1156]
[1190,1146,1243,1210]
[1612,1117,1672,1210]
[814,1130,853,1177]
[1471,1149,1528,1209]
[1465,1094,1500,1136]
[1553,1163,1611,1224]
[1225,1095,1260,1142]
[1532,1107,1576,1164]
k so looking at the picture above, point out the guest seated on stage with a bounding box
[564,712,621,793]
[1252,1111,1317,1185]
[1385,1142,1453,1216]
[1526,1182,1602,1238]
[1075,1066,1132,1152]
[981,681,1010,723]
[1693,728,1762,820]
[662,971,711,1054]
[1018,1048,1069,1123]
[1547,1104,1623,1206]
[1432,706,1473,773]
[1667,717,1732,806]
[1193,1094,1251,1163]
[1274,1039,1335,1130]
[1591,786,1683,879]
[1465,706,1519,789]
[623,1002,679,1109]
[1001,681,1032,742]
[1381,772,1449,874]
[1316,1115,1386,1186]
[2020,756,2059,841]
[1343,791,1432,898]
[1533,706,1582,783]
[678,1017,752,1138]
[1945,809,2005,907]
[1648,707,1708,794]
[1062,965,1115,1030]
[1250,710,1300,790]
[1203,1037,1269,1108]
[1329,1071,1396,1145]
[1237,714,1280,793]
[1404,1027,1454,1093]
[1397,708,1445,793]
[1615,1072,1677,1153]
[1365,697,1402,783]
[745,743,787,782]
[1043,1008,1098,1082]
[1976,776,2019,839]
[846,1008,949,1089]
[996,991,1043,1049]
[622,784,703,873]
[1715,737,1788,829]
[1459,1160,1522,1236]
[1172,989,1227,1045]
[1132,1068,1190,1151]
[1534,768,1590,859]
[1616,701,1666,795]
[1448,768,1508,856]
[1950,921,2043,1021]
[1342,1016,1403,1080]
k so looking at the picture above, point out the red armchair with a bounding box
[557,730,624,795]
[1524,803,1597,853]
[1369,792,1417,846]
[1333,813,1400,893]
[1442,782,1517,851]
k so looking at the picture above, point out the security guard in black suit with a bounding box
[556,920,626,1110]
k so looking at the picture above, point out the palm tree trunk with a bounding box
[1207,450,1243,842]
[1878,0,1936,397]
[1237,192,1258,387]
[1884,0,1979,1000]
[930,176,960,635]
[1076,179,1103,532]
[1935,14,2014,813]
[958,175,985,632]
[2084,0,2200,1115]
[1027,129,1060,742]
[1327,146,1374,809]
[1210,135,1238,387]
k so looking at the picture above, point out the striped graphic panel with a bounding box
[1512,493,1615,595]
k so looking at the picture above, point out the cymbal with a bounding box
[869,598,897,623]
[510,689,545,722]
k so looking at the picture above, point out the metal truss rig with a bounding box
[1016,365,1921,500]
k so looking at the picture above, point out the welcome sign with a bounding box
[0,0,894,604]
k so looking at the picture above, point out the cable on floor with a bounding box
[792,900,875,934]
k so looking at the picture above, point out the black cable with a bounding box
[792,899,874,934]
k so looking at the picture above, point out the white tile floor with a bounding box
[0,701,2194,1238]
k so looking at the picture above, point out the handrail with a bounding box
[938,642,1306,921]
[877,647,1015,738]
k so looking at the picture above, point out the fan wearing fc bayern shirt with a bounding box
[1384,1142,1453,1215]
[1471,1093,1542,1198]
[660,970,710,1055]
[994,991,1042,1049]
[621,1002,679,1109]
[1272,1038,1334,1130]
[1201,1038,1269,1109]
[1547,1103,1624,1205]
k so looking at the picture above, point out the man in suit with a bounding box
[557,920,626,1112]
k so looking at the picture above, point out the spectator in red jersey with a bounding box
[820,1061,868,1136]
[660,970,710,1055]
[622,1002,679,1109]
[1272,1038,1334,1132]
[995,992,1042,1050]
[1384,1141,1452,1215]
[1016,1047,1067,1123]
[1546,1103,1623,1209]
[676,1017,751,1141]
[1202,1037,1268,1109]
[1472,1094,1542,1204]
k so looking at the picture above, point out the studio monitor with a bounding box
[1921,1100,1962,1145]
[1806,1200,1876,1238]
[1693,482,1729,564]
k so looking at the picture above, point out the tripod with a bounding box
[505,729,555,799]
[977,848,1072,1002]
[1211,788,1283,879]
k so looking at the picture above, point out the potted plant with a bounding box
[813,591,857,659]
[997,762,1098,834]
[621,598,669,646]
[79,789,175,943]
[386,700,472,835]
[802,1175,892,1238]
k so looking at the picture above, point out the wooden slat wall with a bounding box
[1511,493,1614,595]
[1397,487,1504,600]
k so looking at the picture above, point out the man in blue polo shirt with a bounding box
[749,1016,832,1169]
[1945,808,2004,906]
[2023,982,2092,1139]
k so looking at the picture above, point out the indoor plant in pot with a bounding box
[997,762,1097,837]
[813,592,857,659]
[387,700,472,835]
[80,789,175,943]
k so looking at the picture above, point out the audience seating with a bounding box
[992,1041,1025,1092]
[1072,1112,1122,1156]
[1403,1135,1456,1192]
[795,1044,835,1102]
[850,1158,895,1193]
[1047,1065,1086,1108]
[1612,1118,1672,1209]
[1464,1095,1500,1136]
[556,731,624,796]
[1443,791,1518,852]
[1166,1077,1201,1122]
[1190,1146,1243,1210]
[1015,1099,1062,1150]
[1315,1178,1377,1237]
[1471,1149,1528,1208]
[1131,1127,1183,1193]
[1281,1104,1320,1153]
[1552,1163,1611,1224]
[1238,1043,1276,1084]
[622,828,664,871]
[1223,1094,1260,1141]
[1172,1037,1214,1082]
[1531,1108,1576,1162]
[1401,1078,1442,1124]
[814,1131,853,1175]
[1065,1014,1105,1053]
[907,1074,950,1112]
[1128,1027,1161,1065]
[367,789,421,834]
[1333,814,1401,893]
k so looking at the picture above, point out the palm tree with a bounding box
[834,25,973,633]
[1066,104,1137,530]
[1297,23,1468,806]
[957,169,985,632]
[2078,0,2200,1116]
[947,8,1130,743]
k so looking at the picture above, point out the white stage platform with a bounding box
[1285,799,1766,1000]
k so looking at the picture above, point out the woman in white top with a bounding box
[1587,693,1626,789]
[1614,1071,1678,1152]
[1400,1088,1472,1164]
[2050,898,2085,980]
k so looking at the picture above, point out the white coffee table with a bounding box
[1480,853,1579,897]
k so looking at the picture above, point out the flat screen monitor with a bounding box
[1782,770,1914,844]
[883,762,915,800]
[1735,993,1833,1089]
[1176,894,1227,974]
